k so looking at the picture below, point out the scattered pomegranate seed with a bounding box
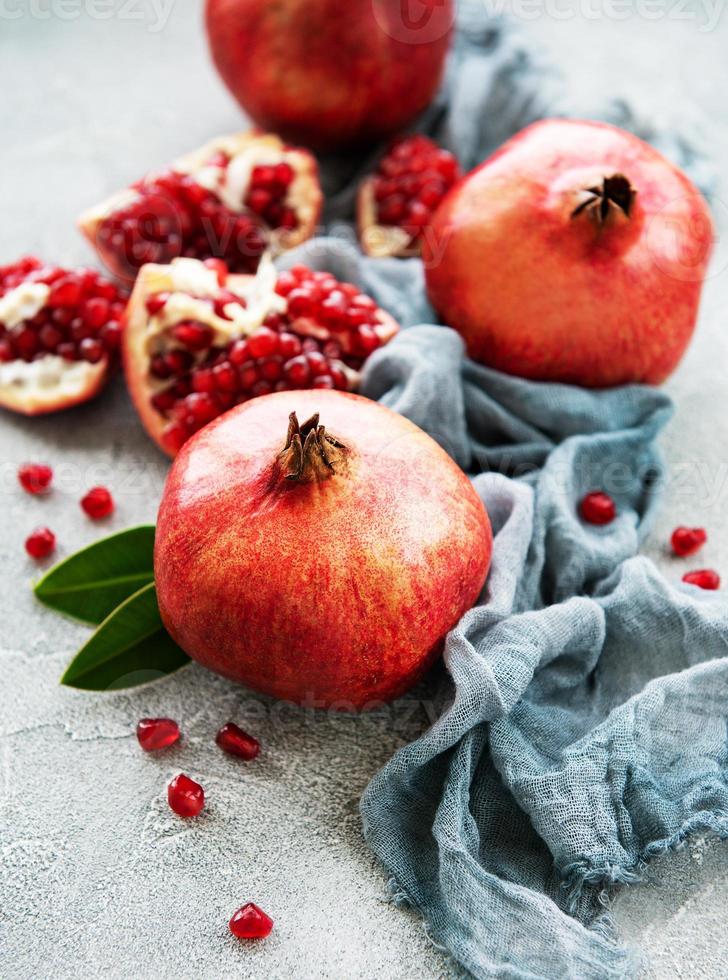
[229,903,274,940]
[216,722,260,761]
[81,486,115,520]
[18,463,53,495]
[167,773,205,817]
[671,526,707,557]
[25,527,56,560]
[136,718,180,752]
[682,569,721,590]
[579,491,617,526]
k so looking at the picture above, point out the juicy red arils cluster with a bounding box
[96,156,300,279]
[0,257,124,365]
[150,266,388,455]
[372,135,460,237]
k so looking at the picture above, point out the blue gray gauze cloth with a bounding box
[279,9,727,978]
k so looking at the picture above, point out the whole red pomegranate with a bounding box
[155,390,492,708]
[424,119,714,387]
[205,0,455,152]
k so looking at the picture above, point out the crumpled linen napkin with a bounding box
[277,8,726,977]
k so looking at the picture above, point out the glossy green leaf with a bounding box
[60,582,190,691]
[35,525,156,625]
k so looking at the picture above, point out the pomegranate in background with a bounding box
[358,135,461,258]
[424,119,714,387]
[79,132,322,284]
[123,257,399,456]
[0,257,125,415]
[205,0,455,152]
[155,391,492,709]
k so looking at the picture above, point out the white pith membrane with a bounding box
[0,281,106,415]
[79,131,322,254]
[125,256,400,447]
[357,180,419,259]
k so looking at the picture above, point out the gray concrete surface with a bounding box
[1,3,728,978]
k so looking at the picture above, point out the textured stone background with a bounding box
[1,3,727,978]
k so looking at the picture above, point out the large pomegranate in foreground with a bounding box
[205,0,455,152]
[425,119,714,387]
[155,390,492,708]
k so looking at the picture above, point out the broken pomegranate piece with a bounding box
[358,135,461,258]
[79,132,323,283]
[0,257,125,416]
[123,256,399,456]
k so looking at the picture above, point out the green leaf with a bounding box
[35,525,156,625]
[61,582,190,691]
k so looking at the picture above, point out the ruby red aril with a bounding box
[123,258,400,456]
[0,257,126,416]
[79,132,322,282]
[136,718,180,752]
[216,722,260,760]
[18,463,53,495]
[671,526,707,557]
[25,527,56,560]
[579,491,617,526]
[682,569,720,590]
[358,136,461,257]
[167,773,205,817]
[229,903,274,940]
[81,486,115,520]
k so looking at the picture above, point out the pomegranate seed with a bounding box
[172,321,214,351]
[229,339,251,366]
[273,162,294,187]
[247,327,279,358]
[216,722,260,760]
[203,257,229,285]
[671,526,707,557]
[81,486,115,520]
[284,355,311,386]
[212,362,238,392]
[579,491,616,526]
[137,718,180,752]
[18,463,53,495]
[161,421,189,455]
[168,773,204,817]
[682,569,720,590]
[146,292,170,316]
[83,297,111,329]
[48,276,82,308]
[79,338,105,363]
[229,903,274,940]
[25,527,56,560]
[191,368,216,394]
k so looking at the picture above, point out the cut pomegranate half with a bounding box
[0,257,125,416]
[79,132,323,284]
[357,135,461,259]
[123,256,400,456]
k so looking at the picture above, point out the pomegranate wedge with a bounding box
[79,132,323,283]
[0,257,125,416]
[123,256,399,456]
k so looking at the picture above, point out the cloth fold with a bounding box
[280,8,725,977]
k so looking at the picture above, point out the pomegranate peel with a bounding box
[79,131,323,283]
[155,390,492,709]
[123,256,399,457]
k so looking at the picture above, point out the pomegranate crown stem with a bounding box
[571,173,636,224]
[278,411,347,483]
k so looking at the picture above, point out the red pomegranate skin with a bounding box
[424,119,714,387]
[205,0,455,152]
[155,390,492,709]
